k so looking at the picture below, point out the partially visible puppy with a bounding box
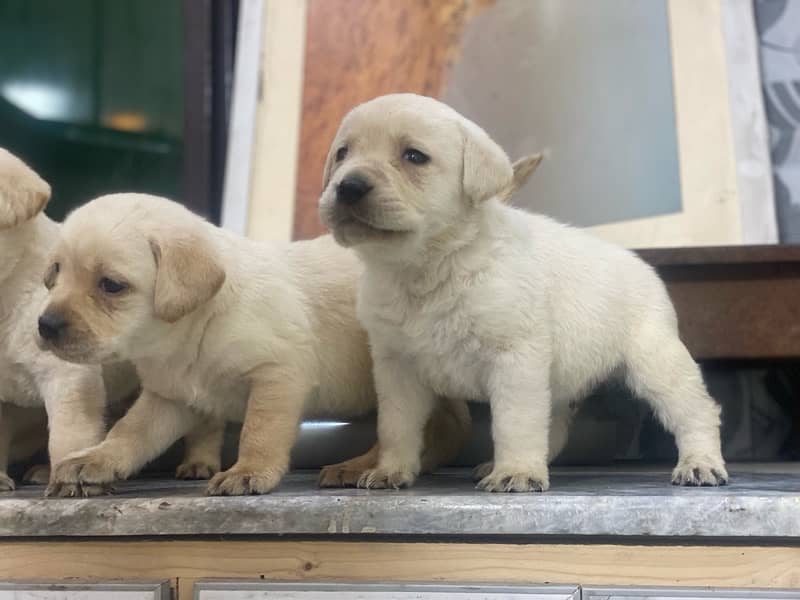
[41,193,469,496]
[320,93,727,492]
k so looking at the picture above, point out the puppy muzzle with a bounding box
[38,311,68,342]
[335,173,373,206]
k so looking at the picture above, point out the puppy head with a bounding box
[0,148,51,230]
[318,94,521,254]
[38,193,226,364]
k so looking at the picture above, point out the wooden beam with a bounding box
[0,540,797,597]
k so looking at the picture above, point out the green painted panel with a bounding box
[0,0,184,220]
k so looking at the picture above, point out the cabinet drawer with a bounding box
[0,581,170,599]
[582,587,799,600]
[194,581,581,599]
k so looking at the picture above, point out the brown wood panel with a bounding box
[294,0,492,240]
[637,245,800,266]
[658,265,800,360]
[636,246,800,360]
[0,540,797,594]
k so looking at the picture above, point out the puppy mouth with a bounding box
[346,214,407,234]
[38,336,107,364]
[326,205,410,236]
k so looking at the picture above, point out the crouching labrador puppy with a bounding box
[42,193,470,496]
[319,93,728,492]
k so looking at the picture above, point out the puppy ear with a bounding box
[498,153,543,202]
[321,140,338,191]
[149,231,226,323]
[0,149,51,229]
[460,122,514,205]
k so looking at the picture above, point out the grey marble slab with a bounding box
[0,464,797,540]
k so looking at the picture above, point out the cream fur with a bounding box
[0,148,121,492]
[0,150,223,496]
[43,194,467,496]
[320,93,727,492]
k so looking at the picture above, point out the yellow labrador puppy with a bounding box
[319,93,727,492]
[41,193,469,496]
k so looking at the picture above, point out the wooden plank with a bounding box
[636,246,800,359]
[0,541,797,591]
[637,245,800,266]
[663,270,800,359]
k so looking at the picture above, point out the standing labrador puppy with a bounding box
[41,193,469,496]
[319,93,727,492]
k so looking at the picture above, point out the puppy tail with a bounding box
[499,153,543,202]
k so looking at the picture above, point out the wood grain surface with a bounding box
[636,246,800,359]
[0,540,797,600]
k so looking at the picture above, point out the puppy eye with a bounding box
[99,277,127,295]
[44,262,59,290]
[335,146,348,162]
[402,148,430,165]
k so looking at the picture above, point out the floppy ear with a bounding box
[460,122,514,205]
[149,231,226,323]
[0,149,51,229]
[320,140,337,191]
[498,153,543,202]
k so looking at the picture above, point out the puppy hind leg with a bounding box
[5,405,49,485]
[0,405,14,491]
[625,330,727,486]
[318,443,380,488]
[22,464,50,485]
[176,417,225,480]
[318,397,470,488]
[420,397,471,473]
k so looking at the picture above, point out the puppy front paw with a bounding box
[22,464,50,485]
[206,464,284,495]
[45,449,119,498]
[356,467,416,490]
[672,455,728,486]
[45,481,112,498]
[176,461,219,480]
[476,464,549,493]
[0,472,15,492]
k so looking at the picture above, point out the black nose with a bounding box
[336,175,373,205]
[38,312,68,341]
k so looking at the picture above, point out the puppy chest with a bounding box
[139,367,249,421]
[415,348,485,399]
[374,314,487,400]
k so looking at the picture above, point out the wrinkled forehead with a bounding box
[58,213,152,274]
[338,102,462,155]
